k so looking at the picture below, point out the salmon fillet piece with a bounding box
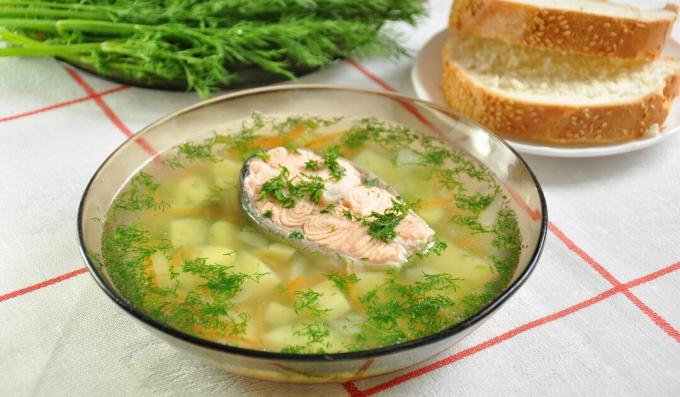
[242,147,435,268]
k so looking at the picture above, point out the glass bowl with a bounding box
[77,85,547,383]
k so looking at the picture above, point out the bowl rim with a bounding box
[77,84,548,362]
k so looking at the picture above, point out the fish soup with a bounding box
[98,114,521,354]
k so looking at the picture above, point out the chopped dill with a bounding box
[342,209,356,220]
[360,200,411,243]
[281,345,304,354]
[178,139,218,162]
[258,167,325,207]
[451,215,492,234]
[294,321,331,345]
[320,203,336,214]
[111,172,169,216]
[289,230,305,240]
[324,273,359,293]
[259,166,296,208]
[322,146,346,181]
[304,159,321,171]
[297,175,325,204]
[294,289,329,317]
[183,257,267,299]
[417,237,448,258]
[161,154,184,170]
[263,210,273,218]
[455,192,497,214]
[363,177,380,187]
[356,273,460,346]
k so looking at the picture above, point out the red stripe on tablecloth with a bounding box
[361,288,619,396]
[62,67,158,156]
[346,59,441,133]
[622,290,680,343]
[548,222,680,342]
[0,85,129,123]
[63,67,133,137]
[548,223,621,286]
[343,381,366,397]
[356,259,680,396]
[0,267,87,303]
[624,261,680,289]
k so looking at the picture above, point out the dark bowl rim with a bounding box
[77,84,548,362]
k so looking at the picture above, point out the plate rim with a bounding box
[411,28,680,158]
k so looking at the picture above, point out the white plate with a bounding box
[411,29,680,158]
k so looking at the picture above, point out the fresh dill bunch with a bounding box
[0,0,425,97]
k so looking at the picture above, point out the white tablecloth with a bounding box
[2,1,680,395]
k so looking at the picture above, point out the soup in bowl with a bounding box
[78,85,546,383]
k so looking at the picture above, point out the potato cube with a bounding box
[174,175,212,208]
[213,158,242,189]
[237,230,269,248]
[255,243,296,264]
[232,252,281,302]
[188,245,236,266]
[312,281,351,320]
[208,221,240,246]
[264,302,297,326]
[170,218,208,248]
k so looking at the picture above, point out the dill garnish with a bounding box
[288,230,305,240]
[304,159,321,171]
[363,177,380,187]
[320,203,336,214]
[417,237,448,258]
[294,289,329,317]
[259,167,297,208]
[356,273,460,346]
[111,172,169,215]
[258,167,325,207]
[322,146,346,181]
[297,175,325,204]
[361,200,411,243]
[324,273,359,293]
[263,210,273,218]
[183,257,267,299]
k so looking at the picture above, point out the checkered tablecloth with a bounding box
[2,1,680,396]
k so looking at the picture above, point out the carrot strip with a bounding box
[143,257,158,287]
[304,130,345,149]
[285,276,303,298]
[347,283,360,308]
[252,125,306,149]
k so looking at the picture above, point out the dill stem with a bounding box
[0,18,56,32]
[0,43,100,56]
[0,7,104,20]
[0,27,38,45]
[0,0,112,12]
[56,20,139,35]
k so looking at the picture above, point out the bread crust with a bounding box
[440,41,680,145]
[449,0,678,60]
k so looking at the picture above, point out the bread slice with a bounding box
[450,0,678,60]
[441,32,680,145]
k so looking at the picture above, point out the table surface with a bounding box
[2,1,680,396]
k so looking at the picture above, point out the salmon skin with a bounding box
[241,147,435,271]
